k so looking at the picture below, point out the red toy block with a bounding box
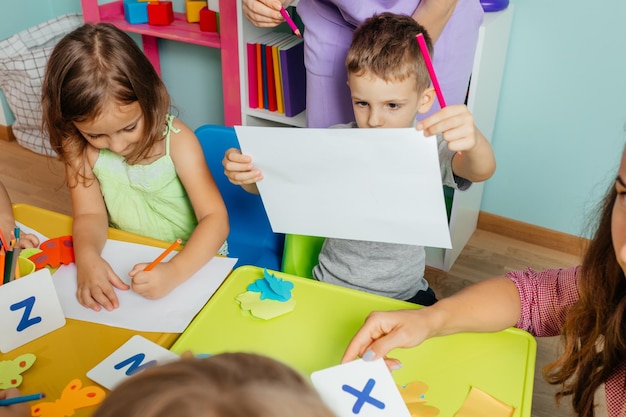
[148,1,174,26]
[199,7,217,32]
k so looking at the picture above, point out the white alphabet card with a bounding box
[0,268,66,353]
[311,359,411,417]
[87,335,179,390]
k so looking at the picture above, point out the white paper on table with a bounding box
[235,126,452,248]
[52,239,237,332]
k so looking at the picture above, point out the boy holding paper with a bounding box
[223,13,495,305]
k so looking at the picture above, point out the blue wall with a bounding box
[482,0,626,237]
[2,0,625,237]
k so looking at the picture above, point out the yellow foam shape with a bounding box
[454,386,514,417]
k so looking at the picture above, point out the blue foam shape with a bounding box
[124,0,149,24]
[264,269,294,300]
[246,269,294,302]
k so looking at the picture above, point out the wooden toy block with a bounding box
[148,1,174,26]
[186,0,207,23]
[199,7,217,32]
[123,0,149,24]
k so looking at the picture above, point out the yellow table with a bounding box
[2,204,179,416]
[172,266,537,417]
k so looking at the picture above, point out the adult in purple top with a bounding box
[242,0,483,127]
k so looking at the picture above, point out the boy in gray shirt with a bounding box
[222,13,495,305]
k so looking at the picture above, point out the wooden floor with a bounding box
[0,138,580,416]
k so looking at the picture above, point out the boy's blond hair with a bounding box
[346,12,433,92]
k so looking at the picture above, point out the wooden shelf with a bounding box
[96,1,221,48]
[81,0,242,126]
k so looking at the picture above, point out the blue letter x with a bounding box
[342,378,385,414]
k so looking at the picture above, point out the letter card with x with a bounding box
[311,359,410,417]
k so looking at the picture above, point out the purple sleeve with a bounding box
[507,266,580,337]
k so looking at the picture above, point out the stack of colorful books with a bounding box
[246,32,306,118]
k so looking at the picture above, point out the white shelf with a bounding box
[236,1,305,127]
[427,6,514,271]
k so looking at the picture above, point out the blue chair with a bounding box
[195,124,284,270]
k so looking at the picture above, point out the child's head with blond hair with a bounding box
[345,13,435,129]
[92,353,337,417]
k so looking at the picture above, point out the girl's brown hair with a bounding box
[42,23,170,179]
[544,182,626,416]
[345,13,432,92]
[92,352,337,417]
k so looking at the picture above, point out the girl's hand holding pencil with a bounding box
[128,239,183,300]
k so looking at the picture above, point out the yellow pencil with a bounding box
[144,238,182,271]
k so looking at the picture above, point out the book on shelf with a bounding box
[278,36,305,117]
[246,31,305,117]
[246,32,287,110]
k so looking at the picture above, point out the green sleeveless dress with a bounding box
[92,115,228,255]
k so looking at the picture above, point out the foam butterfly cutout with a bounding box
[0,353,36,388]
[397,381,440,417]
[28,236,75,270]
[31,379,105,417]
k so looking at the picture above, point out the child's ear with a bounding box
[418,87,436,113]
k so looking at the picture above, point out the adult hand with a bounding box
[341,309,437,370]
[243,0,285,27]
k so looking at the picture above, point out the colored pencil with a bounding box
[144,238,182,272]
[0,393,45,406]
[0,228,8,252]
[416,33,446,108]
[280,7,302,38]
[3,247,13,284]
[0,248,5,286]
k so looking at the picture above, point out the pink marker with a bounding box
[416,33,446,108]
[280,7,302,38]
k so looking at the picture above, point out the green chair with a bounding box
[281,187,454,278]
[281,234,325,279]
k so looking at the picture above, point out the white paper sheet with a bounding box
[52,239,237,332]
[235,126,452,248]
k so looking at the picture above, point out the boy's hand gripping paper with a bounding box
[235,126,452,249]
